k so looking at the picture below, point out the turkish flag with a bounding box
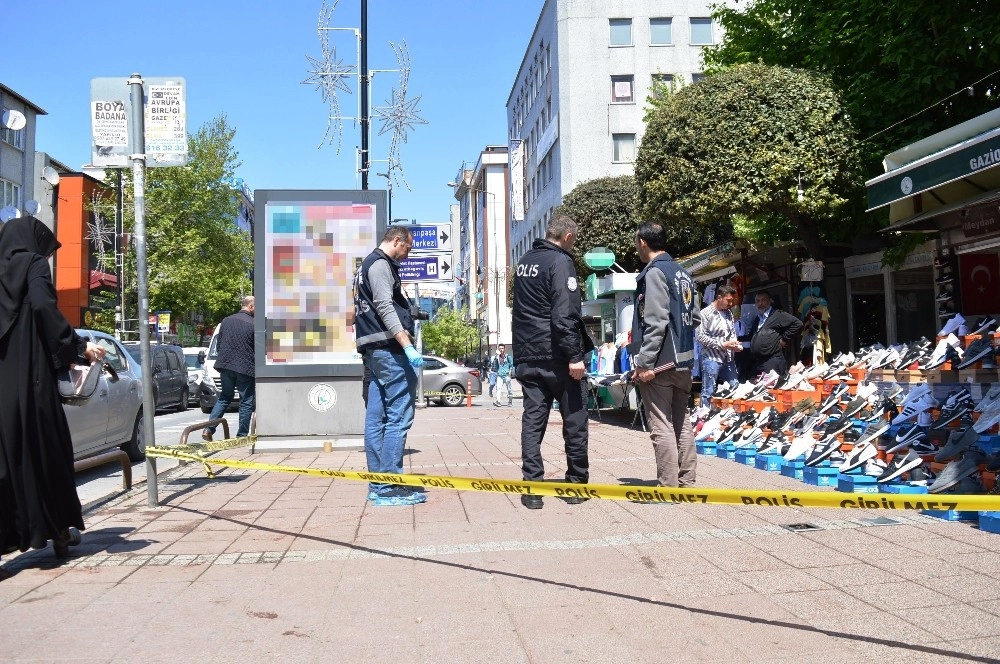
[958,253,1000,316]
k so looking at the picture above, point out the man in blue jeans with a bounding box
[204,296,256,440]
[696,285,741,407]
[491,344,514,407]
[353,226,426,506]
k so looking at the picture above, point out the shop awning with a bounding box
[677,241,740,273]
[866,108,1000,212]
[881,188,1000,233]
[89,270,118,290]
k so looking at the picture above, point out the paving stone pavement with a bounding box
[2,395,1000,663]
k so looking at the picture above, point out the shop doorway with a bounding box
[852,293,886,347]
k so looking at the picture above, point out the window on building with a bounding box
[691,73,705,83]
[690,18,714,45]
[650,18,673,45]
[609,19,632,46]
[651,73,674,99]
[1,179,21,209]
[612,134,636,163]
[611,75,634,103]
[1,108,25,150]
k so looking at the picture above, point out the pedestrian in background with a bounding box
[0,216,105,564]
[203,296,256,441]
[353,226,426,506]
[747,291,802,379]
[631,221,700,489]
[512,214,594,509]
[697,284,741,406]
[487,349,498,398]
[491,343,514,407]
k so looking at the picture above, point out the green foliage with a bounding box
[635,63,862,261]
[108,115,253,331]
[554,175,729,275]
[420,306,479,361]
[705,0,1000,164]
[705,0,1000,264]
[881,232,937,269]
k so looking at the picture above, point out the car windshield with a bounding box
[123,345,142,362]
[184,355,202,369]
[208,334,219,360]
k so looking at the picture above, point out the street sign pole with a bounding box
[127,73,159,507]
[415,282,425,409]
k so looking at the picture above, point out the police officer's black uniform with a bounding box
[513,238,595,491]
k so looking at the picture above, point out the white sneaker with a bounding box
[973,399,1000,433]
[728,381,756,400]
[938,312,965,336]
[802,362,828,380]
[783,434,817,460]
[892,394,938,425]
[840,441,878,472]
[901,383,931,407]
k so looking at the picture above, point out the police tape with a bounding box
[144,443,1000,511]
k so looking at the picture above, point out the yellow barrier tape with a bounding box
[145,445,1000,511]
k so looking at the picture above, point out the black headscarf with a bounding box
[0,215,61,342]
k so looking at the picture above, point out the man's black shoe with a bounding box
[559,495,590,505]
[520,494,543,509]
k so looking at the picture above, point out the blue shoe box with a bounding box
[696,441,718,456]
[881,484,929,494]
[780,460,805,480]
[837,473,879,493]
[755,453,784,472]
[922,509,980,522]
[979,511,1000,534]
[803,466,839,487]
[734,448,757,466]
[976,435,1000,455]
[716,443,737,460]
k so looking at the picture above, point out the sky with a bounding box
[4,0,544,223]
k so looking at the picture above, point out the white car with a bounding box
[183,346,208,404]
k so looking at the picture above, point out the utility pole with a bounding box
[359,0,369,189]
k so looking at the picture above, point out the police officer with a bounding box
[353,226,426,506]
[512,214,595,509]
[631,221,700,488]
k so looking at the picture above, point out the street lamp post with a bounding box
[447,181,502,349]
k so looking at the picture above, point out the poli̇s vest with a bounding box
[353,248,414,352]
[632,253,697,370]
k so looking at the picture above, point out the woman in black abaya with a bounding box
[0,215,105,570]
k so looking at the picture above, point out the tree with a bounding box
[420,306,479,361]
[635,64,861,261]
[104,115,253,339]
[554,175,730,275]
[705,0,1000,192]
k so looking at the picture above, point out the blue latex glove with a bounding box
[404,345,424,368]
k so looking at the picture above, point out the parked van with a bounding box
[199,323,240,413]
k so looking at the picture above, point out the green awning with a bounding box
[866,127,1000,211]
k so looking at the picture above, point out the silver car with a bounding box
[64,330,146,462]
[422,355,483,406]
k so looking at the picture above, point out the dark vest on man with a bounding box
[631,253,697,370]
[353,248,414,352]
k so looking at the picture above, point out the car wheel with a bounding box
[122,411,145,462]
[178,390,189,412]
[442,383,465,407]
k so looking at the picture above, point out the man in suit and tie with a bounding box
[746,291,802,379]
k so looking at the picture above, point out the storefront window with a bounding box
[894,267,936,344]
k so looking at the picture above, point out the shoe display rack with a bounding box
[699,333,1000,531]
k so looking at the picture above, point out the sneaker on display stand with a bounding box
[970,316,998,336]
[805,435,842,467]
[877,449,924,483]
[887,424,928,453]
[956,337,996,369]
[938,313,965,337]
[928,450,987,493]
[840,441,878,473]
[974,385,1000,413]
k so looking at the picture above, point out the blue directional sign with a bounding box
[399,252,452,283]
[408,224,452,252]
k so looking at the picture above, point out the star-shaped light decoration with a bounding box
[373,41,426,191]
[302,0,356,152]
[86,205,117,273]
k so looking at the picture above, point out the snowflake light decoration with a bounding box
[86,199,117,273]
[302,0,356,151]
[373,41,426,191]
